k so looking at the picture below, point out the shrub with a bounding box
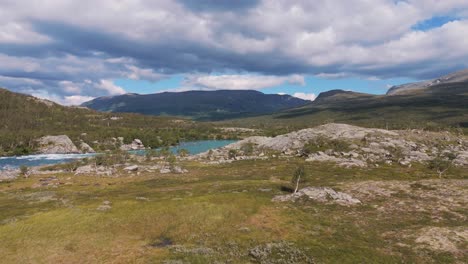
[302,136,350,155]
[240,142,255,155]
[93,150,130,167]
[166,154,177,170]
[386,146,405,163]
[159,147,171,158]
[145,149,158,161]
[428,152,457,178]
[63,160,81,172]
[228,149,238,159]
[13,146,32,156]
[291,165,306,193]
[177,148,190,157]
[19,165,28,177]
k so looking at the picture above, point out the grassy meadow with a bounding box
[0,159,466,263]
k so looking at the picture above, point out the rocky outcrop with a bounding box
[74,165,114,176]
[120,138,145,151]
[0,169,19,181]
[193,123,468,168]
[220,127,258,133]
[198,124,398,157]
[273,187,361,206]
[453,150,468,166]
[36,135,81,154]
[97,201,112,211]
[123,165,139,172]
[158,165,188,174]
[306,152,367,168]
[79,142,95,153]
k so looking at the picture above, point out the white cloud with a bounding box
[126,65,167,82]
[184,74,305,90]
[0,22,50,44]
[0,54,41,72]
[95,80,126,95]
[314,72,350,79]
[29,90,94,106]
[293,92,316,101]
[62,95,95,105]
[59,81,82,94]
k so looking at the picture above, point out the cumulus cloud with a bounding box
[183,74,305,90]
[95,80,126,95]
[62,95,96,106]
[0,22,51,44]
[178,0,259,12]
[28,91,93,106]
[125,65,168,82]
[293,92,317,101]
[0,0,468,103]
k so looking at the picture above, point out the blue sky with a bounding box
[115,75,417,97]
[115,77,185,95]
[0,1,467,104]
[412,15,460,31]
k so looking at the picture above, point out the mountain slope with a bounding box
[387,69,468,95]
[314,89,377,103]
[225,77,468,133]
[81,90,309,121]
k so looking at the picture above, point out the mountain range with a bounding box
[81,69,468,125]
[81,90,309,121]
[225,70,468,130]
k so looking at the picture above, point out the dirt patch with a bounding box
[343,180,467,221]
[414,226,467,254]
[246,207,290,238]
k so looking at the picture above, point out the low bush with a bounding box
[302,136,351,154]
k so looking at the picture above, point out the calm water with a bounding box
[0,140,236,171]
[131,140,236,156]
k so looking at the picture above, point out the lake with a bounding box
[0,140,236,171]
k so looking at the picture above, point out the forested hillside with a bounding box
[0,88,223,156]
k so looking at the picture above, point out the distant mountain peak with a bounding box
[387,69,468,95]
[315,89,372,103]
[316,89,352,98]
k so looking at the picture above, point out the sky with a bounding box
[1,0,468,105]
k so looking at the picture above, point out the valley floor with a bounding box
[0,159,466,263]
